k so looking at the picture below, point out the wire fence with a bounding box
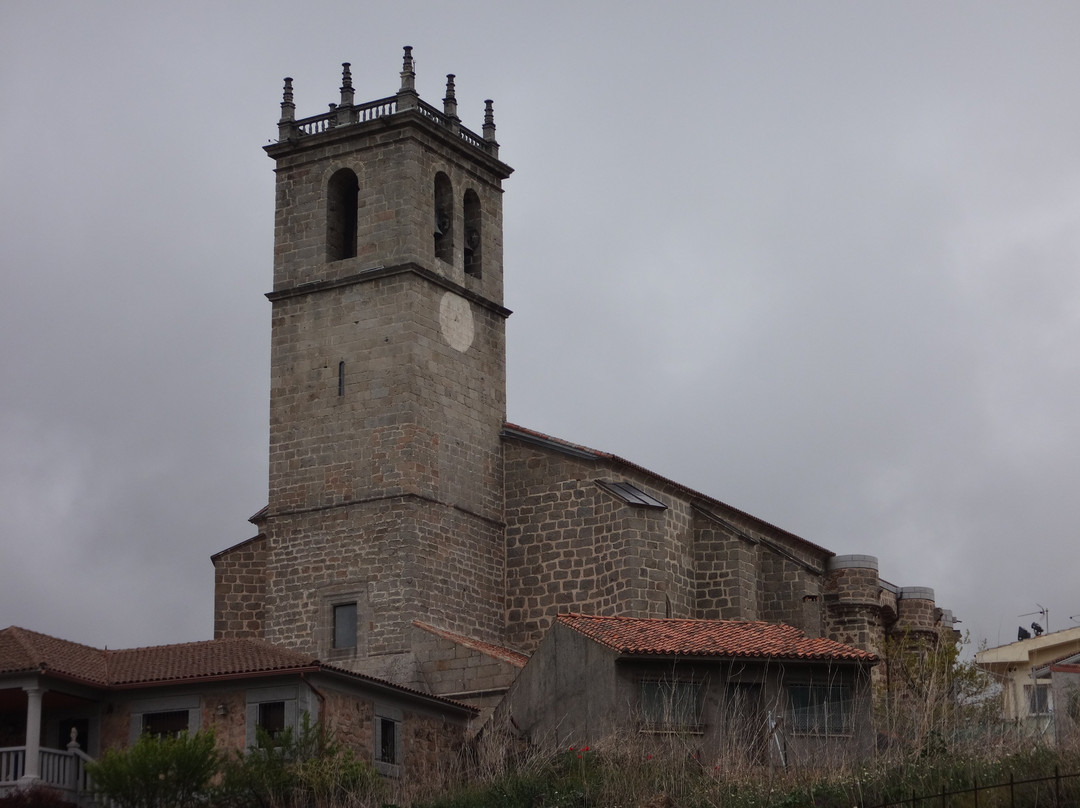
[864,766,1080,808]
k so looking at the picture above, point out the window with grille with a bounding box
[639,680,703,732]
[377,717,399,764]
[142,710,190,739]
[257,701,287,741]
[788,684,852,734]
[1026,683,1050,715]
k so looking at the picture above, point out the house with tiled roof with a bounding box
[0,626,474,800]
[499,614,877,767]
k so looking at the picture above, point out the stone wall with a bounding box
[260,498,504,685]
[98,708,128,752]
[401,707,469,784]
[267,113,508,307]
[198,688,247,751]
[266,271,506,520]
[321,686,375,754]
[894,587,939,636]
[256,106,512,677]
[212,535,267,639]
[412,626,523,698]
[503,442,699,652]
[693,510,759,620]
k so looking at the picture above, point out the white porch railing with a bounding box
[0,746,26,784]
[0,745,97,805]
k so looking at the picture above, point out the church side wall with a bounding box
[758,551,823,636]
[504,443,696,652]
[693,514,759,620]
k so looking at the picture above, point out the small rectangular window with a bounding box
[333,603,357,649]
[377,717,399,764]
[1026,683,1050,715]
[257,701,287,741]
[143,710,189,739]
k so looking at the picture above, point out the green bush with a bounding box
[217,714,384,808]
[84,731,219,808]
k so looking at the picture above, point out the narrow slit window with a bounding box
[338,361,345,396]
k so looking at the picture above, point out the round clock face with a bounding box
[439,292,475,352]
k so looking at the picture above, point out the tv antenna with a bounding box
[1020,604,1049,636]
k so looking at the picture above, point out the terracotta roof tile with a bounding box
[413,621,529,668]
[0,626,109,684]
[0,627,476,713]
[557,614,877,663]
[105,639,319,686]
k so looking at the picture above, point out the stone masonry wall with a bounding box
[262,497,504,685]
[893,589,938,636]
[213,535,267,639]
[98,708,128,752]
[267,272,505,521]
[504,441,698,652]
[413,630,522,699]
[198,688,247,751]
[757,551,821,635]
[401,707,469,784]
[269,116,507,307]
[319,684,469,783]
[321,686,375,755]
[693,511,759,620]
[822,564,881,653]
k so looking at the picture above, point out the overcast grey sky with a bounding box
[2,1,1078,653]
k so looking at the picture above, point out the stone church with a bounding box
[0,52,969,797]
[211,48,956,735]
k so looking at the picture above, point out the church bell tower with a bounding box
[257,49,513,684]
